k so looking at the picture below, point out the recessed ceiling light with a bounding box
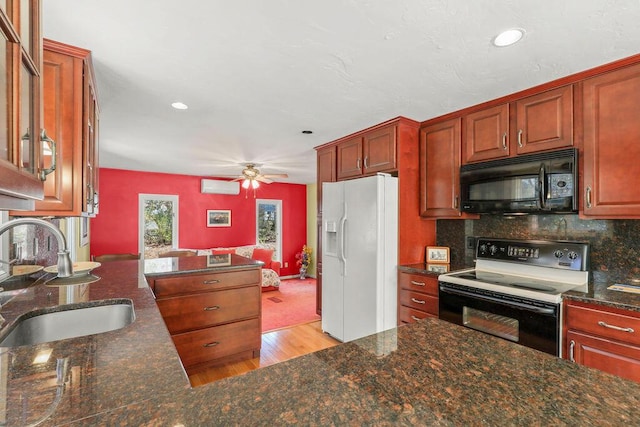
[492,28,525,47]
[171,102,188,110]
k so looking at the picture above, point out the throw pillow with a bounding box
[212,248,235,255]
[252,248,274,268]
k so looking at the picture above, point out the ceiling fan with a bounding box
[230,164,289,189]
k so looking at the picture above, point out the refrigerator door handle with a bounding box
[339,208,347,276]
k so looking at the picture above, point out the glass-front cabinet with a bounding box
[0,0,44,210]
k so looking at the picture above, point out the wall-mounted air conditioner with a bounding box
[201,179,240,195]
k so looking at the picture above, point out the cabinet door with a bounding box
[420,118,463,218]
[363,125,396,173]
[515,85,573,155]
[463,103,509,163]
[316,146,335,215]
[27,47,82,213]
[582,63,640,218]
[83,67,99,215]
[0,1,43,208]
[567,330,640,383]
[336,136,362,179]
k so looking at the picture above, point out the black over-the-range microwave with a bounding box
[459,148,578,214]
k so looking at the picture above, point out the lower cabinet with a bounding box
[398,271,439,324]
[565,300,640,383]
[149,267,262,372]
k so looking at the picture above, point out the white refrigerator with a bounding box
[321,174,398,342]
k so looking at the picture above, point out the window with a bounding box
[256,199,282,261]
[139,194,178,259]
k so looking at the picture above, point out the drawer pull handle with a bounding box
[411,315,421,321]
[411,298,425,304]
[410,280,426,286]
[204,306,220,311]
[203,279,220,285]
[598,321,634,333]
[204,341,220,348]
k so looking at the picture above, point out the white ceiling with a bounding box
[42,1,640,184]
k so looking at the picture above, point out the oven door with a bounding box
[438,282,559,356]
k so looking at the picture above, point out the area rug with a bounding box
[262,278,320,332]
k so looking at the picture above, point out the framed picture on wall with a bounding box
[426,246,449,264]
[207,210,231,227]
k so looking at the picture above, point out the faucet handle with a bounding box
[56,251,74,278]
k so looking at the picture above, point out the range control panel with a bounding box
[476,238,589,271]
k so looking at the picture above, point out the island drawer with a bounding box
[172,318,261,368]
[398,272,438,296]
[157,286,260,334]
[399,305,436,324]
[151,269,261,297]
[400,290,438,314]
[565,302,640,346]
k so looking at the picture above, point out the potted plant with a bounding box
[295,245,312,279]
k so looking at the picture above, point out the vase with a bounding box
[299,268,307,279]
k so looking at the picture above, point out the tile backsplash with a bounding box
[436,215,640,278]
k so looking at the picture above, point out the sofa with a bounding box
[194,245,281,291]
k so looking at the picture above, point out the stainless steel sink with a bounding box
[0,299,135,347]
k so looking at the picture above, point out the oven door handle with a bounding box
[439,284,557,315]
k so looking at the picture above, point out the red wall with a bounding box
[90,168,308,277]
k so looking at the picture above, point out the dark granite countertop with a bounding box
[564,269,640,313]
[1,258,639,425]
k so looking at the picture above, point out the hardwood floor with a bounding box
[188,320,339,387]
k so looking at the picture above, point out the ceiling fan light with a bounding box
[242,179,251,189]
[251,180,260,189]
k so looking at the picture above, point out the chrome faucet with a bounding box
[0,218,73,278]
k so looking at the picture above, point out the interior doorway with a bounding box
[256,199,282,261]
[139,194,179,259]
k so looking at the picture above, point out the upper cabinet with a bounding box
[462,85,574,164]
[0,0,45,210]
[463,103,509,163]
[316,145,336,216]
[336,124,397,180]
[581,62,640,218]
[12,39,99,216]
[419,118,465,218]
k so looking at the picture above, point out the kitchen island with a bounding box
[0,259,639,425]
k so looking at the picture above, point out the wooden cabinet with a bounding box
[398,271,438,324]
[462,86,573,164]
[150,267,262,372]
[12,39,99,216]
[316,145,336,216]
[515,85,573,155]
[419,118,465,218]
[463,103,510,163]
[336,124,397,180]
[315,145,335,315]
[582,62,640,218]
[0,0,45,210]
[565,301,640,383]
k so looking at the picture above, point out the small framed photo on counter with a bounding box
[427,263,449,273]
[426,246,450,264]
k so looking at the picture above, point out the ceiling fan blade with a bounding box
[256,176,273,184]
[262,173,288,178]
